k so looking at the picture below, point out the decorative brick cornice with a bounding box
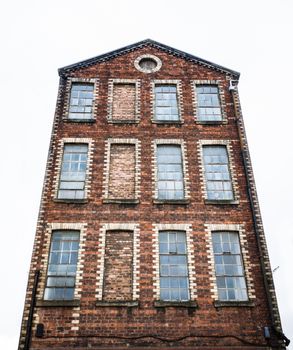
[102,138,141,200]
[152,223,197,301]
[150,80,184,123]
[52,137,94,200]
[204,223,255,301]
[107,79,141,123]
[62,77,99,121]
[152,139,190,200]
[96,223,140,301]
[197,139,239,204]
[191,80,227,124]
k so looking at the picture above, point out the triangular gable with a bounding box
[58,39,240,78]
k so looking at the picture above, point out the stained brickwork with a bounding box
[18,40,284,350]
[108,144,136,199]
[103,230,133,301]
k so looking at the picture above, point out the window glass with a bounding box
[203,145,234,200]
[155,85,179,121]
[157,145,184,200]
[58,144,88,200]
[159,231,189,301]
[68,83,94,120]
[44,231,80,300]
[212,232,248,301]
[196,85,222,121]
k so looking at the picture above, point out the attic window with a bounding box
[134,54,162,73]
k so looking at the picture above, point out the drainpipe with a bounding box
[24,270,40,350]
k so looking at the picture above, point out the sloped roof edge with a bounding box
[58,39,240,78]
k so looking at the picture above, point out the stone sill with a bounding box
[36,300,80,307]
[154,300,198,308]
[63,118,96,123]
[204,199,239,205]
[107,120,139,124]
[195,120,227,125]
[96,301,139,307]
[103,199,139,204]
[54,199,88,204]
[214,300,255,308]
[153,199,189,205]
[152,120,183,125]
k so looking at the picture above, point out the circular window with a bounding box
[134,54,162,73]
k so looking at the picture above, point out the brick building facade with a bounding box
[19,39,288,349]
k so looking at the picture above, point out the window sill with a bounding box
[54,199,88,204]
[36,300,80,307]
[153,199,189,205]
[63,118,96,123]
[96,301,139,307]
[214,300,254,308]
[154,300,198,308]
[204,199,239,205]
[152,120,183,125]
[107,120,139,124]
[103,199,139,204]
[195,120,226,125]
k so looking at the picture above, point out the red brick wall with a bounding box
[112,83,136,121]
[108,144,136,199]
[19,44,282,350]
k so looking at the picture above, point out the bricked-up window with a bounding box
[44,231,79,300]
[196,85,222,121]
[108,144,136,199]
[155,85,179,121]
[157,145,184,200]
[68,83,94,120]
[58,144,88,200]
[159,231,189,301]
[202,145,234,200]
[212,232,248,301]
[112,83,136,121]
[103,231,133,301]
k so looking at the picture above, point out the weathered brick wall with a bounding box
[108,144,135,199]
[112,83,136,121]
[103,230,133,301]
[19,43,282,350]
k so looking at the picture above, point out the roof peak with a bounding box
[58,39,240,78]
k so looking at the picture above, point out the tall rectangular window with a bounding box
[58,144,88,200]
[44,231,80,300]
[159,231,189,301]
[202,145,234,200]
[103,230,133,301]
[155,85,179,121]
[68,83,94,120]
[212,232,248,301]
[196,85,222,121]
[112,83,136,121]
[157,145,184,200]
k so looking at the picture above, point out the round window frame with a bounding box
[134,54,162,74]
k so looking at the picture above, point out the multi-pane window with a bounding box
[202,145,234,200]
[68,83,94,120]
[196,85,222,121]
[212,232,248,301]
[159,231,189,301]
[155,85,179,121]
[58,144,88,200]
[44,231,80,301]
[157,145,184,200]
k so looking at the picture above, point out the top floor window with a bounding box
[196,85,222,121]
[155,85,179,121]
[68,83,94,120]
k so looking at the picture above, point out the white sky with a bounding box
[0,0,292,349]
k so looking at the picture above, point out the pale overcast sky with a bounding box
[0,1,292,349]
